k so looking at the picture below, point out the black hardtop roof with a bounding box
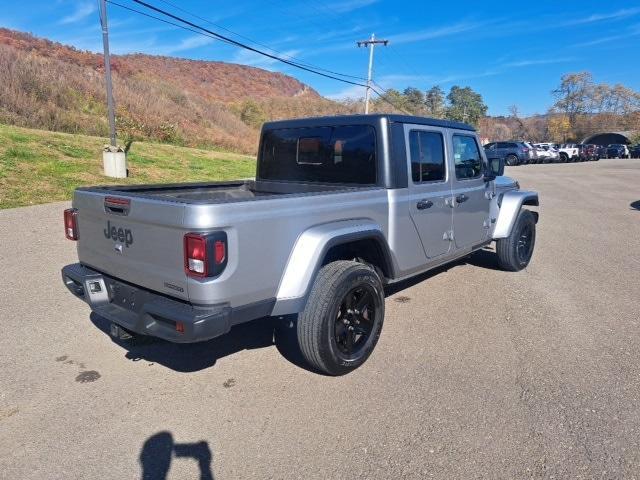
[262,114,475,132]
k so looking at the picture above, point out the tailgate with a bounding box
[74,191,189,301]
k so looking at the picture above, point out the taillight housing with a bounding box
[184,232,227,278]
[64,208,79,240]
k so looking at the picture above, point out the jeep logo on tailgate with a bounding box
[104,221,133,247]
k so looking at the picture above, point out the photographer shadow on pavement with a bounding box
[140,431,213,480]
[90,312,310,373]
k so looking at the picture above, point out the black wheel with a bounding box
[296,260,384,376]
[505,154,519,166]
[559,152,568,163]
[496,209,536,272]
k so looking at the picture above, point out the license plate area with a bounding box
[105,278,142,313]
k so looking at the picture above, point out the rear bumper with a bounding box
[61,263,273,343]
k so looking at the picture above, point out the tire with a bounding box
[296,260,385,376]
[505,154,519,166]
[559,152,568,163]
[496,209,536,272]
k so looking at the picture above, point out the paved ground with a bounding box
[1,159,639,479]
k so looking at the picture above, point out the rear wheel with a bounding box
[505,154,519,166]
[496,209,536,272]
[559,152,568,163]
[296,261,385,376]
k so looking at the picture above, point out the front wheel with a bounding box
[296,260,385,376]
[496,209,536,272]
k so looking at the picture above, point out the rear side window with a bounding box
[259,125,376,184]
[452,135,483,180]
[409,130,446,183]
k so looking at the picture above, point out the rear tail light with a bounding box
[184,232,228,278]
[64,208,79,240]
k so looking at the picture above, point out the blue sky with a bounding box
[3,0,640,115]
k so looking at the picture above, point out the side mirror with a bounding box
[485,157,504,180]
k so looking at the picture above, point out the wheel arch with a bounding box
[271,221,394,316]
[493,191,539,239]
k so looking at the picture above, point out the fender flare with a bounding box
[271,220,392,316]
[493,190,539,239]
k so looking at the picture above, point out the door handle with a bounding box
[455,194,468,203]
[416,200,433,210]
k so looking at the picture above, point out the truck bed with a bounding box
[79,179,373,204]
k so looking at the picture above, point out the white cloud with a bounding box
[160,35,215,55]
[502,57,576,68]
[232,48,302,69]
[389,21,485,45]
[561,7,640,26]
[325,84,366,100]
[325,0,379,14]
[571,23,640,47]
[59,1,97,25]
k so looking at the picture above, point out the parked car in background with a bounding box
[558,144,580,162]
[629,145,640,158]
[606,144,629,159]
[575,144,598,161]
[588,144,600,161]
[533,143,560,163]
[595,145,608,159]
[484,141,534,166]
[524,142,541,164]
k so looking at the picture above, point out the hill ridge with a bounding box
[0,28,354,153]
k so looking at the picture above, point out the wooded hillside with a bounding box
[0,28,354,153]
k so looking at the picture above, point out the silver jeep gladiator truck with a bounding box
[62,114,539,375]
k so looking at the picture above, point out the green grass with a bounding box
[0,124,256,209]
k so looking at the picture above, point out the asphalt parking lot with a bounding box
[1,158,639,479]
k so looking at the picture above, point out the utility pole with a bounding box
[357,34,388,114]
[99,0,117,147]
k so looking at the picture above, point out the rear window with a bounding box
[258,125,377,184]
[409,130,446,182]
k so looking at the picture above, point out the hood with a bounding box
[495,175,519,192]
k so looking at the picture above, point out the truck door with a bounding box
[405,125,453,259]
[449,133,491,249]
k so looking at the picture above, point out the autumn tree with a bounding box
[424,86,445,118]
[372,88,409,113]
[402,87,425,114]
[547,115,572,142]
[551,72,594,124]
[446,86,487,126]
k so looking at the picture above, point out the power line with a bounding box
[386,44,431,85]
[153,0,367,81]
[105,0,412,114]
[370,81,412,115]
[130,0,369,87]
[106,1,237,47]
